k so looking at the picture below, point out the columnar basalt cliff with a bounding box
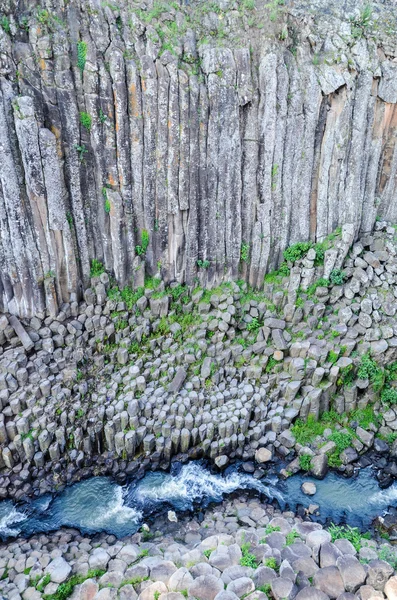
[1,0,397,318]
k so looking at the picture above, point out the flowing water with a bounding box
[0,462,395,541]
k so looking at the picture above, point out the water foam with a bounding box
[133,462,283,509]
[0,506,27,537]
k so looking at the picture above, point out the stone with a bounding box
[255,448,272,463]
[336,555,366,592]
[310,454,328,479]
[226,577,255,597]
[385,575,397,599]
[138,582,168,600]
[168,568,194,592]
[88,548,110,571]
[313,566,344,598]
[270,577,294,599]
[295,588,329,600]
[188,575,224,600]
[366,559,394,591]
[301,482,316,495]
[45,557,71,583]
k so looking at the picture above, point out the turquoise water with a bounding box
[0,463,394,540]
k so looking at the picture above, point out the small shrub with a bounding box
[136,229,149,256]
[264,525,281,535]
[381,387,397,405]
[330,268,346,286]
[264,557,279,571]
[357,353,384,391]
[197,259,210,269]
[74,144,88,161]
[283,241,312,263]
[0,15,11,33]
[36,573,51,592]
[299,454,312,471]
[77,40,87,72]
[339,363,355,387]
[240,543,258,568]
[265,357,277,373]
[80,112,92,131]
[203,549,213,559]
[90,259,105,278]
[328,523,364,552]
[285,530,301,546]
[327,350,339,365]
[307,278,329,298]
[247,317,260,332]
[241,242,249,263]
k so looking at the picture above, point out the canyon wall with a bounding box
[0,0,397,317]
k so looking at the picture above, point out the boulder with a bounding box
[255,447,272,463]
[385,575,397,599]
[310,454,328,479]
[45,557,71,583]
[188,575,224,600]
[313,566,344,598]
[336,555,366,592]
[366,559,394,591]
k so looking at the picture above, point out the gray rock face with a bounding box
[1,2,397,315]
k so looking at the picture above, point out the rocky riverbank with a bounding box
[2,494,397,600]
[3,223,397,500]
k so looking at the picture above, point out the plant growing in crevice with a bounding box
[90,259,105,278]
[299,454,312,471]
[0,14,11,33]
[74,144,88,161]
[330,268,346,286]
[240,242,249,263]
[197,259,210,269]
[80,111,92,131]
[77,40,87,72]
[135,229,149,256]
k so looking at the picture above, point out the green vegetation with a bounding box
[136,229,149,256]
[197,259,210,269]
[283,228,342,266]
[240,542,258,568]
[264,262,290,284]
[357,352,385,391]
[240,242,250,263]
[285,530,301,545]
[328,523,366,553]
[330,269,346,286]
[283,241,312,263]
[306,278,329,299]
[74,144,88,161]
[247,317,260,332]
[90,259,105,278]
[102,188,111,213]
[0,14,11,33]
[263,524,281,535]
[43,570,105,600]
[350,3,373,39]
[80,112,92,131]
[299,455,312,471]
[264,557,279,571]
[77,41,87,72]
[203,548,214,559]
[257,584,272,595]
[327,350,340,365]
[36,574,51,592]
